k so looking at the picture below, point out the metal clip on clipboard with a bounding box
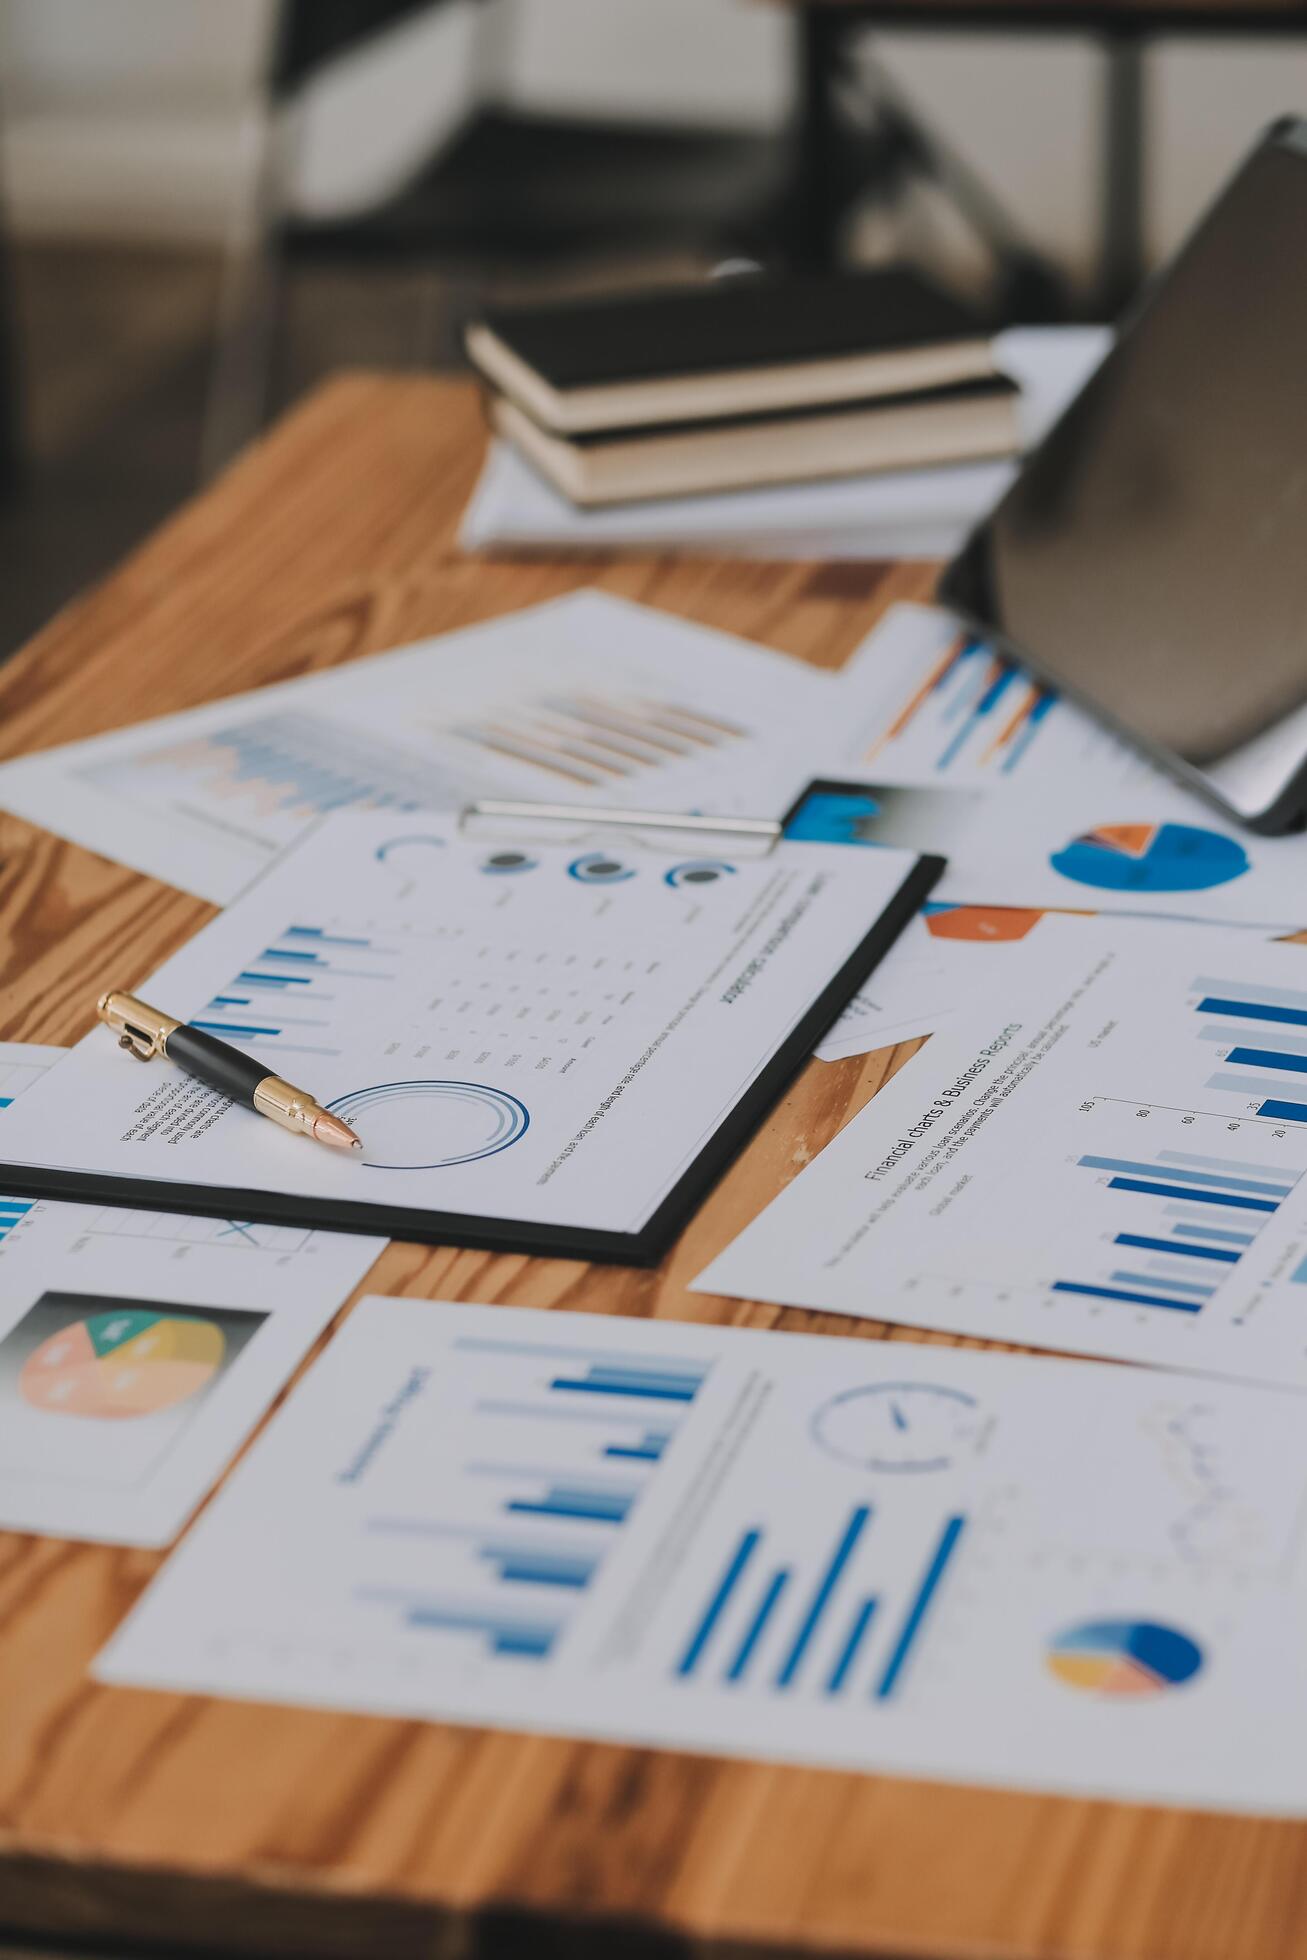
[460,799,782,860]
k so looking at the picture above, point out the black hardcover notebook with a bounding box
[465,267,995,437]
[0,808,944,1266]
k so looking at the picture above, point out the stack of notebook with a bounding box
[465,268,1020,507]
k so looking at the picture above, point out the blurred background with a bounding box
[0,0,1302,659]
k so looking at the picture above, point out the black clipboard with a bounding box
[0,802,943,1266]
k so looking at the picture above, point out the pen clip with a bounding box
[117,1031,158,1061]
[97,990,178,1062]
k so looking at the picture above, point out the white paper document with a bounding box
[96,1295,1307,1815]
[793,604,1307,927]
[0,813,930,1252]
[813,903,1078,1061]
[701,920,1307,1390]
[0,593,836,905]
[0,1188,383,1546]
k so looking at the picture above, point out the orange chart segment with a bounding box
[925,906,1048,944]
[1087,823,1158,858]
[1046,1619,1203,1697]
[20,1311,226,1420]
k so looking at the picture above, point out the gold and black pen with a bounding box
[97,991,362,1154]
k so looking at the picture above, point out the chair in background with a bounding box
[204,0,784,470]
[777,0,1307,319]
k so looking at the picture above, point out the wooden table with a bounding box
[2,374,1305,1960]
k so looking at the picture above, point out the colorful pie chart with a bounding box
[1046,1619,1204,1697]
[20,1309,226,1419]
[1050,822,1249,894]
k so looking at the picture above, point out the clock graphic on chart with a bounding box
[811,1382,984,1472]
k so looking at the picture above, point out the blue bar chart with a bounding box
[1193,975,1307,1125]
[0,1196,34,1244]
[193,924,405,1058]
[1052,1145,1299,1315]
[92,710,463,831]
[353,1332,710,1666]
[675,1502,968,1701]
[861,631,1059,781]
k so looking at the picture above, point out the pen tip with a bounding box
[311,1111,365,1153]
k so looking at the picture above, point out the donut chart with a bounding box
[1050,822,1249,894]
[568,852,636,884]
[665,860,736,888]
[328,1079,530,1169]
[1047,1619,1203,1696]
[20,1309,226,1419]
[373,834,447,862]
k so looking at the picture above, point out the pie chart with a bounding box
[1050,822,1249,894]
[20,1308,226,1419]
[1046,1618,1204,1697]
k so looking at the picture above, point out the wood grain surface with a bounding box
[3,375,1306,1960]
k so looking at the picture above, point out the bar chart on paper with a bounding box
[1190,972,1307,1129]
[78,681,754,885]
[1016,968,1307,1322]
[675,1497,968,1703]
[350,1332,711,1667]
[1047,1118,1303,1317]
[0,1197,36,1247]
[857,630,1060,781]
[190,924,404,1060]
[83,711,475,865]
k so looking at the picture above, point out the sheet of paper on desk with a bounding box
[96,1295,1307,1816]
[0,812,931,1251]
[823,610,1307,926]
[795,605,1307,1069]
[0,1047,385,1543]
[701,918,1307,1392]
[812,904,1089,1062]
[0,592,837,905]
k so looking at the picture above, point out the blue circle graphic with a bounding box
[374,835,447,862]
[665,860,737,888]
[568,852,636,884]
[326,1080,529,1169]
[1050,822,1249,894]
